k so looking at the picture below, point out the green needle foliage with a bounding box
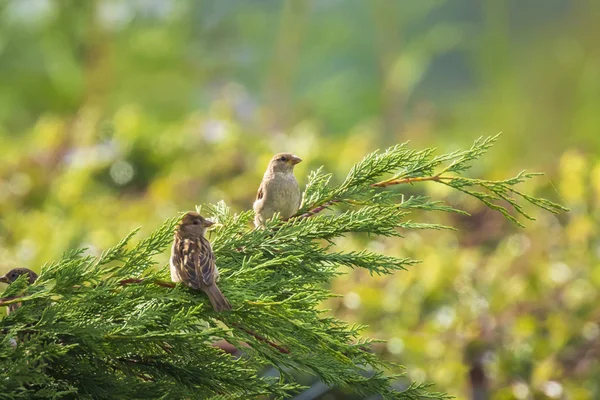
[0,136,566,399]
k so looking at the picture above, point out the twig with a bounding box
[119,278,175,289]
[292,174,446,221]
[294,199,341,220]
[371,175,442,188]
[232,322,290,354]
[0,296,20,307]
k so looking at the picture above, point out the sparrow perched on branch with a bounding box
[253,153,302,227]
[170,212,231,312]
[0,268,38,315]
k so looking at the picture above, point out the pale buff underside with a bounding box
[253,171,301,226]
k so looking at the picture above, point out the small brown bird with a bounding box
[170,212,231,312]
[253,153,302,227]
[0,268,38,315]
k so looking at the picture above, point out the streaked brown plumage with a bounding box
[253,153,302,227]
[0,267,38,315]
[170,212,231,312]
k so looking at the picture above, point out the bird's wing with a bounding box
[173,237,217,287]
[170,238,183,279]
[255,180,265,201]
[172,238,201,287]
[197,237,217,286]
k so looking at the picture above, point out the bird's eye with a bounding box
[193,219,200,225]
[279,156,287,161]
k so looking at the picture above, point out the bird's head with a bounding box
[267,153,302,173]
[0,268,38,285]
[177,212,215,238]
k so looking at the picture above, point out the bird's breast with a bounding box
[269,173,301,218]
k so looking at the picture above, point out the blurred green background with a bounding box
[1,0,599,398]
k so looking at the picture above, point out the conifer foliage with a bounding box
[0,136,566,399]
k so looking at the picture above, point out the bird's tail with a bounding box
[204,284,232,312]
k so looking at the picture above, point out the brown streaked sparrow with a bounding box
[170,212,231,312]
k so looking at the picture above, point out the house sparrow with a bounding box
[170,212,231,312]
[253,153,302,227]
[0,267,38,315]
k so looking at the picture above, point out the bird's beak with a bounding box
[0,275,8,284]
[203,219,216,228]
[289,155,302,165]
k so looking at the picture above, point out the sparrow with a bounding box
[0,267,38,315]
[170,212,232,312]
[253,153,302,227]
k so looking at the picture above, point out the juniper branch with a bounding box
[296,134,568,226]
[0,136,565,399]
